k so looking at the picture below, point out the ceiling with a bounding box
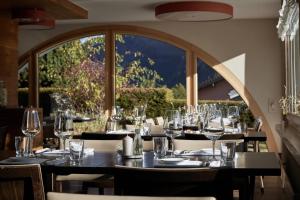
[60,0,281,24]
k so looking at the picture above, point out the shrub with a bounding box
[116,87,173,118]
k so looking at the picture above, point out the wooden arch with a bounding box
[18,25,277,152]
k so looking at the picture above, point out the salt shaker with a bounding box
[123,135,133,156]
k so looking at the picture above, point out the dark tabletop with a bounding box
[37,151,280,177]
[78,130,267,142]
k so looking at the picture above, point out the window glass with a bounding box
[18,62,29,107]
[37,35,106,132]
[115,34,186,118]
[197,58,240,101]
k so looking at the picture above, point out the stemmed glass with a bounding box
[203,109,224,159]
[54,110,74,159]
[227,106,239,133]
[133,105,146,126]
[21,107,41,157]
[163,110,182,157]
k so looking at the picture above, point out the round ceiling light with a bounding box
[12,8,55,30]
[155,1,233,21]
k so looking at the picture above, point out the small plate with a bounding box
[157,157,184,164]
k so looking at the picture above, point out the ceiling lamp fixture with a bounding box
[12,8,55,30]
[155,1,233,21]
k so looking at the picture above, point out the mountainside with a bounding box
[116,35,222,88]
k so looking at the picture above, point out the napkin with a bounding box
[106,130,134,134]
[174,148,221,156]
[154,160,205,168]
[224,127,239,133]
[0,157,48,165]
[84,148,94,155]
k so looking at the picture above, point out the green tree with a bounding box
[19,34,163,113]
[172,83,186,99]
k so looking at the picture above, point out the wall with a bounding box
[18,19,284,151]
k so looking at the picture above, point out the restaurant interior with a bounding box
[0,0,299,200]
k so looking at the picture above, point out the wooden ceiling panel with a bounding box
[0,0,88,19]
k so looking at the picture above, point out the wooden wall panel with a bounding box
[0,17,18,107]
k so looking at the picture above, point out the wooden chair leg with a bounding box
[54,181,63,192]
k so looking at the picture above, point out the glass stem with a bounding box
[28,136,34,157]
[63,138,66,158]
[212,140,216,159]
[170,137,175,157]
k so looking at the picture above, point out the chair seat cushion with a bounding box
[56,174,104,181]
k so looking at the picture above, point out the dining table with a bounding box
[0,149,280,200]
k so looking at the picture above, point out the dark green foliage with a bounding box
[172,83,186,99]
[116,88,173,118]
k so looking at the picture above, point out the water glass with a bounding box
[69,140,84,164]
[142,123,151,136]
[153,137,167,158]
[220,141,236,162]
[15,136,24,157]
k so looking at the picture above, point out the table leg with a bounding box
[249,176,256,200]
[42,169,53,197]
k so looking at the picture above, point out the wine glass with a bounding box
[203,109,224,159]
[227,106,239,133]
[163,110,182,157]
[133,105,146,126]
[21,107,41,157]
[54,110,74,159]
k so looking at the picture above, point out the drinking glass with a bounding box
[227,106,239,133]
[163,110,182,157]
[133,105,146,126]
[54,110,74,159]
[204,109,224,159]
[69,139,84,164]
[21,107,41,157]
[153,137,167,158]
[15,136,24,157]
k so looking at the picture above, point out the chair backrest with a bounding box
[0,164,45,200]
[254,117,263,132]
[174,139,244,151]
[65,139,122,152]
[0,126,8,150]
[145,118,156,126]
[150,125,163,135]
[114,166,232,200]
[47,192,216,200]
[155,116,164,126]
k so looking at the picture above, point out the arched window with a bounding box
[18,25,268,136]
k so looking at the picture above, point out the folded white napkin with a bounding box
[224,127,239,133]
[84,148,94,155]
[174,148,221,156]
[35,148,50,154]
[154,159,204,168]
[107,130,134,134]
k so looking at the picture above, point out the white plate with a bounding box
[157,157,184,164]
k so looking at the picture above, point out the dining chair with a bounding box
[145,118,156,126]
[114,165,233,200]
[55,139,122,193]
[0,164,45,200]
[252,117,265,193]
[47,192,216,200]
[0,125,8,150]
[155,116,164,126]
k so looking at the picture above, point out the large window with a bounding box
[197,58,240,101]
[37,35,106,117]
[19,26,261,133]
[115,34,186,117]
[277,0,299,114]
